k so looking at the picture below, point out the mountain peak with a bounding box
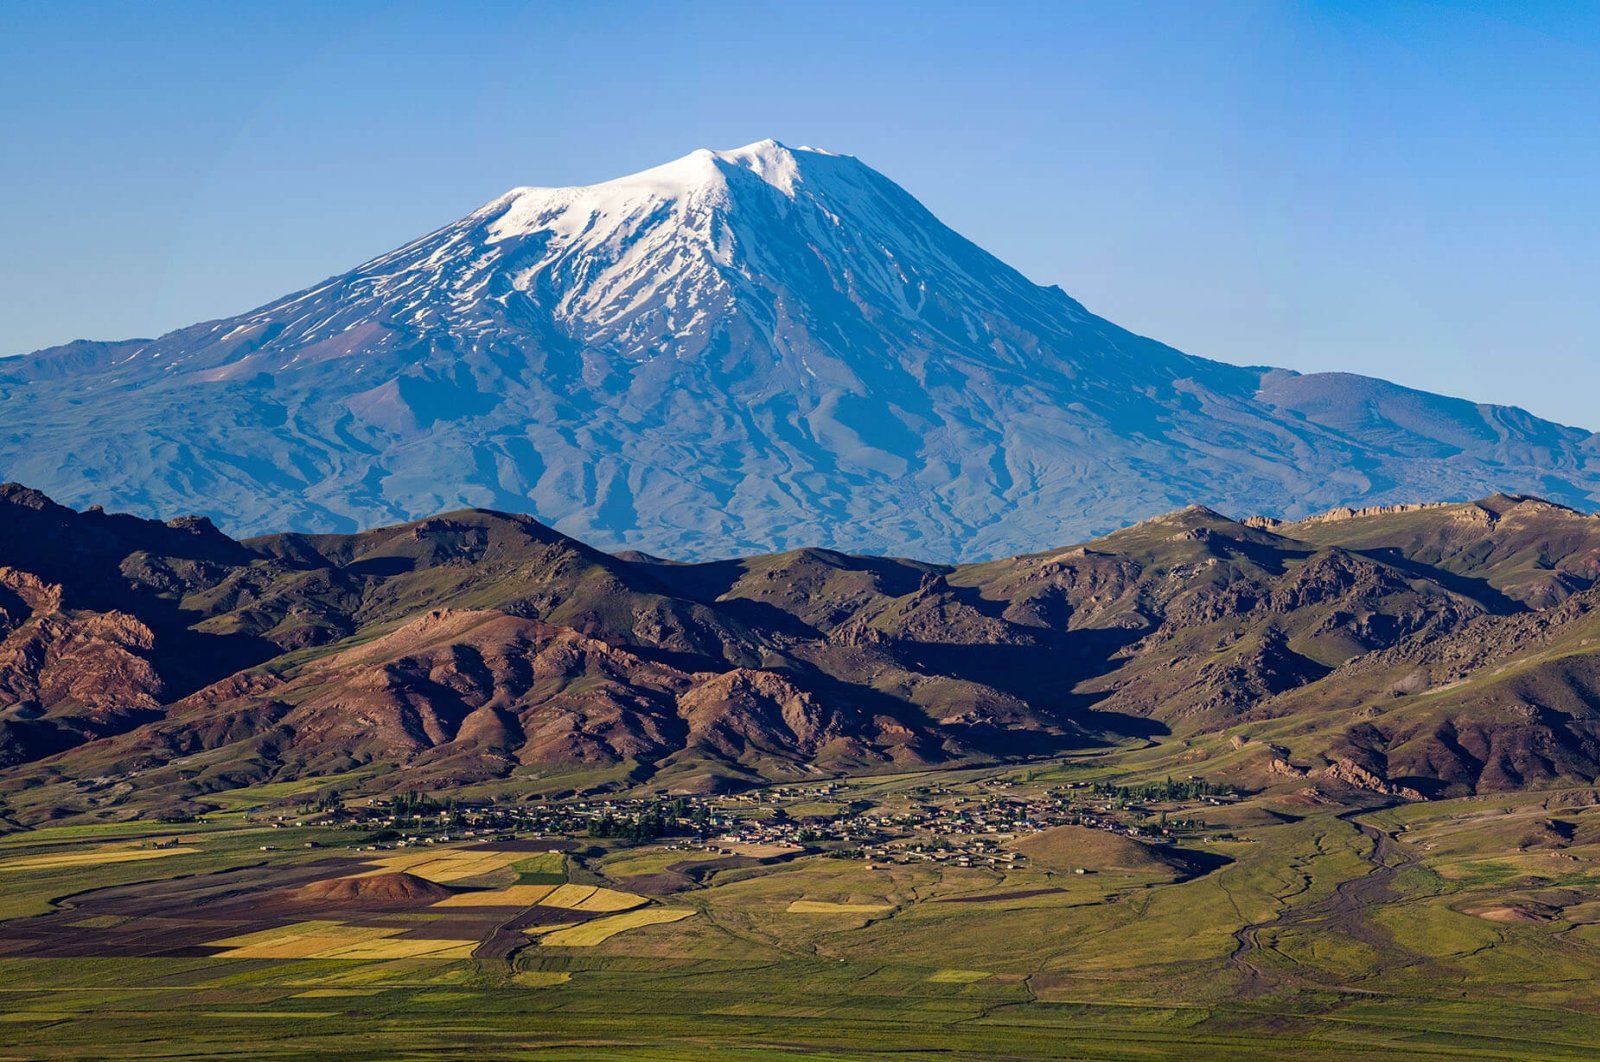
[409,137,1064,387]
[704,139,850,193]
[489,139,838,223]
[701,137,804,194]
[3,143,1598,560]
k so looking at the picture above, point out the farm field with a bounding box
[5,764,1600,1058]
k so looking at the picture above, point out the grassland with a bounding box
[5,765,1600,1058]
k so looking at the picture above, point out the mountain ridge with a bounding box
[5,483,1600,823]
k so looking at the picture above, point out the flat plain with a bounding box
[5,755,1600,1060]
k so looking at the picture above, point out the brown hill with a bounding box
[1009,825,1187,877]
[5,484,1600,818]
[290,872,453,907]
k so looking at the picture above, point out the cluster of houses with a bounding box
[244,773,1238,867]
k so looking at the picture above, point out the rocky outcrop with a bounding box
[1248,502,1454,530]
[0,567,162,719]
[1267,756,1424,801]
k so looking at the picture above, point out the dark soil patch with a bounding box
[615,872,694,896]
[669,856,758,881]
[516,905,591,926]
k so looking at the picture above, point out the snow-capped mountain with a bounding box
[2,139,1597,557]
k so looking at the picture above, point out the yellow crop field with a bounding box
[541,883,597,908]
[358,847,523,883]
[785,900,894,915]
[210,920,475,960]
[536,908,694,947]
[211,921,396,958]
[429,884,557,907]
[210,920,350,947]
[513,971,571,988]
[0,847,194,872]
[530,883,644,911]
[570,887,646,913]
[318,937,477,960]
[221,934,382,959]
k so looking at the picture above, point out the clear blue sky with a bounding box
[2,0,1596,427]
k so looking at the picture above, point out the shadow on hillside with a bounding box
[686,596,821,641]
[940,720,1113,758]
[345,555,417,578]
[888,622,1166,742]
[631,551,936,607]
[1069,708,1169,740]
[1355,547,1523,614]
[1213,536,1313,577]
[1171,846,1234,882]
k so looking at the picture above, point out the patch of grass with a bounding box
[511,852,567,885]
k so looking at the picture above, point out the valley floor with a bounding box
[4,756,1600,1060]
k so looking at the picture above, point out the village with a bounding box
[232,774,1243,872]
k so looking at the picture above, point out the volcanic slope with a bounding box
[3,141,1597,558]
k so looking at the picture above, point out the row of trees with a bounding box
[1090,777,1235,803]
[587,798,710,841]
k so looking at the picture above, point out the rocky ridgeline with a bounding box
[1245,502,1454,530]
